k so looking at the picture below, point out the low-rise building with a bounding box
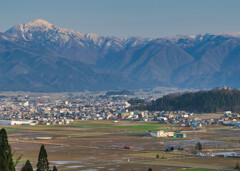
[147,130,174,137]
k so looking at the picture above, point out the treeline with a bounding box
[128,98,145,106]
[106,90,134,96]
[132,88,240,113]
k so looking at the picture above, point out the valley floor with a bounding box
[5,120,240,171]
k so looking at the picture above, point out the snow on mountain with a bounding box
[218,32,240,37]
[5,19,85,45]
[4,19,152,51]
[5,19,240,50]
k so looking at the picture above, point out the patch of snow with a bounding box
[26,19,54,29]
[51,161,81,165]
[67,165,84,168]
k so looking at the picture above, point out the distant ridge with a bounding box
[1,19,240,91]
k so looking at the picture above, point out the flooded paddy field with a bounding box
[3,120,240,170]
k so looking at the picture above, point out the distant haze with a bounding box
[1,0,240,38]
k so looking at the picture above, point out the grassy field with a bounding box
[2,120,240,171]
[69,120,176,132]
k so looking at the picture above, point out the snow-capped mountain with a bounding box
[5,19,101,45]
[1,19,240,92]
[4,19,151,64]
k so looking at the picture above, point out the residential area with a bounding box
[0,91,239,130]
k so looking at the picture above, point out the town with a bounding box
[0,90,239,130]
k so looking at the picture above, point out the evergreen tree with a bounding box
[52,165,57,171]
[235,162,240,170]
[36,145,49,171]
[0,128,15,171]
[196,142,203,152]
[21,160,33,171]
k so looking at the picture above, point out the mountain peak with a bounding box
[5,19,56,35]
[31,19,53,27]
[24,19,54,29]
[4,19,58,40]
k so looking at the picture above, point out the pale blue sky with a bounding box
[1,0,240,38]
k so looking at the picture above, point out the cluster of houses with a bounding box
[117,110,211,128]
[116,110,194,121]
[0,93,131,125]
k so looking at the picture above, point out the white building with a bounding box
[148,130,174,137]
[0,120,31,125]
[224,111,231,115]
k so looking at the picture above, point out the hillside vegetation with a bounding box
[132,88,240,113]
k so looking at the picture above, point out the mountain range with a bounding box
[1,19,240,92]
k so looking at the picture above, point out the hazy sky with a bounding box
[1,0,240,38]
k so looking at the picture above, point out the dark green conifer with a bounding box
[52,165,57,171]
[235,162,240,170]
[36,145,49,171]
[0,128,15,171]
[21,160,33,171]
[196,142,203,152]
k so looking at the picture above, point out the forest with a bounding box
[130,88,240,113]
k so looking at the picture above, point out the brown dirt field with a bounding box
[2,120,240,170]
